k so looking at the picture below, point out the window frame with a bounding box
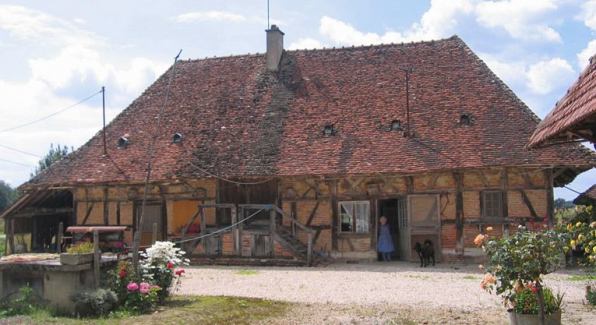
[482,190,503,220]
[338,200,370,234]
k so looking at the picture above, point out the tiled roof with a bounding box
[527,55,596,148]
[573,184,596,205]
[24,36,596,188]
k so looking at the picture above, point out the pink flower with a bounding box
[175,269,185,276]
[150,284,161,290]
[140,282,150,289]
[127,282,139,291]
[140,288,150,294]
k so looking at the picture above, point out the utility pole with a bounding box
[400,67,414,138]
[102,86,107,155]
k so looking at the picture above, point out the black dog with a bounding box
[413,240,435,267]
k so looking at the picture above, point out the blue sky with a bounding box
[0,0,595,200]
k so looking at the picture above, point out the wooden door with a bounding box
[407,194,441,262]
[397,198,409,260]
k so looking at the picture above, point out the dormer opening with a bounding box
[118,137,128,149]
[391,119,403,131]
[460,114,471,126]
[324,124,335,136]
[173,133,183,144]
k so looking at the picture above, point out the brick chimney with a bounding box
[266,25,284,71]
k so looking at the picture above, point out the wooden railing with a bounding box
[273,206,313,266]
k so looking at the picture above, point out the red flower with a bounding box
[532,288,537,293]
[175,269,185,276]
[167,262,174,268]
[119,270,126,277]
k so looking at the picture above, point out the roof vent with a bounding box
[172,133,183,144]
[118,137,128,149]
[391,119,403,131]
[460,114,471,126]
[324,124,335,136]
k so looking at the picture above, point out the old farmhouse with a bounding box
[3,27,596,265]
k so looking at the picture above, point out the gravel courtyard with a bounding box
[178,261,596,324]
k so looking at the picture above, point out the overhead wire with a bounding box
[0,90,102,133]
[0,144,41,158]
[187,162,275,185]
[0,158,35,168]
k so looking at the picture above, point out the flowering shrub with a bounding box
[510,284,563,315]
[476,226,567,319]
[140,241,189,303]
[563,206,596,266]
[122,281,160,313]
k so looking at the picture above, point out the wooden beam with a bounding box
[103,187,109,225]
[93,229,100,289]
[428,174,440,190]
[81,202,95,225]
[331,180,338,251]
[116,202,121,226]
[305,201,320,227]
[406,176,414,194]
[501,168,509,219]
[345,237,355,251]
[476,171,490,188]
[519,189,538,219]
[545,168,555,227]
[454,171,464,254]
[517,168,533,187]
[312,229,322,247]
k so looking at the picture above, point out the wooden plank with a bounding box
[132,231,140,277]
[8,219,15,254]
[345,237,355,251]
[93,229,100,288]
[152,223,158,245]
[312,229,322,247]
[406,176,414,194]
[81,202,95,225]
[454,171,464,254]
[517,167,533,187]
[270,209,276,257]
[305,201,320,227]
[116,202,121,226]
[307,231,313,266]
[231,206,239,255]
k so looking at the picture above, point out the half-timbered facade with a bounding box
[4,27,595,264]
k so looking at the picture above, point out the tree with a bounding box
[0,181,19,213]
[554,198,567,209]
[30,143,72,178]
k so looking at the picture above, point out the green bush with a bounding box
[587,286,596,306]
[66,241,94,254]
[70,288,118,317]
[0,284,36,316]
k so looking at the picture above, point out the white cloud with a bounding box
[578,40,596,69]
[319,16,405,45]
[526,58,575,94]
[288,38,324,50]
[406,0,475,41]
[475,0,561,42]
[579,0,596,30]
[480,53,528,85]
[175,11,247,23]
[174,11,282,26]
[0,5,104,47]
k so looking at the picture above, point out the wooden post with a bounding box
[56,222,63,253]
[93,229,100,289]
[103,187,109,225]
[32,218,37,251]
[270,208,276,257]
[454,171,464,254]
[151,223,158,245]
[545,168,555,228]
[307,231,313,266]
[132,231,140,278]
[8,219,15,255]
[231,206,239,255]
[200,209,207,253]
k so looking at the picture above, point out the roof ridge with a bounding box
[178,35,461,63]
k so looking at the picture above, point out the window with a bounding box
[391,119,403,131]
[460,114,471,126]
[339,201,369,233]
[483,191,503,219]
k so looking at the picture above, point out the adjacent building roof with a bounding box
[24,35,596,189]
[527,55,596,148]
[574,184,596,206]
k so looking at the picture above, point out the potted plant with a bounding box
[476,226,566,325]
[60,241,95,265]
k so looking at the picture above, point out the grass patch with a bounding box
[404,275,430,280]
[567,275,596,282]
[0,296,288,325]
[462,276,477,280]
[234,269,260,275]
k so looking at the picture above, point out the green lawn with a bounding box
[0,296,288,325]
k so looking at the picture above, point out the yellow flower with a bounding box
[563,246,569,253]
[593,246,596,254]
[590,221,596,228]
[567,224,572,231]
[577,222,583,228]
[571,240,577,249]
[484,273,496,284]
[586,247,591,254]
[486,227,493,232]
[480,280,487,290]
[474,234,485,246]
[587,205,593,212]
[579,234,585,241]
[590,255,595,263]
[478,264,484,270]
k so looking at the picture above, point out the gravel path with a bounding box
[178,262,595,324]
